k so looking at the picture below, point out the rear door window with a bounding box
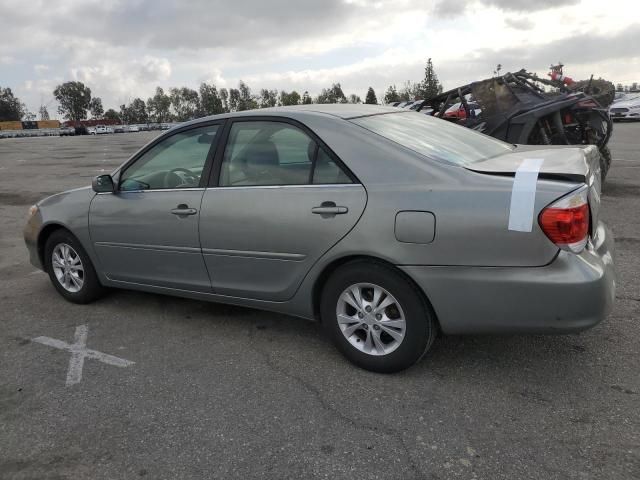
[219,121,353,186]
[312,148,352,184]
[220,121,314,186]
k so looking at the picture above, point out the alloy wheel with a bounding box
[336,283,406,356]
[51,243,84,293]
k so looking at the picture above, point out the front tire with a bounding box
[320,261,436,373]
[44,230,106,304]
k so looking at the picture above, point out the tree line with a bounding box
[0,58,443,123]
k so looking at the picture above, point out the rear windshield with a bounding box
[351,112,513,165]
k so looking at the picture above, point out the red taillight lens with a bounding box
[539,187,590,253]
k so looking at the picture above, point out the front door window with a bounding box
[120,125,220,191]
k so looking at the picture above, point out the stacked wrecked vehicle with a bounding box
[419,68,615,180]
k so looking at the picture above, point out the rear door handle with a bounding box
[312,201,348,215]
[171,204,198,216]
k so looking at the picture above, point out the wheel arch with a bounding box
[311,254,441,330]
[37,223,73,268]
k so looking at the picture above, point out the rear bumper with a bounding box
[401,222,616,334]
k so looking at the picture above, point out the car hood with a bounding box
[37,186,94,208]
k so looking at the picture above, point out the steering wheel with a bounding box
[164,168,198,188]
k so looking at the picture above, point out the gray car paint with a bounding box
[24,104,616,333]
[199,184,366,301]
[89,189,212,292]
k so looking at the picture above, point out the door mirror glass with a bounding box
[92,174,115,193]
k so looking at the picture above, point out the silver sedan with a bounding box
[24,105,616,372]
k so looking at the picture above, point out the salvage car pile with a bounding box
[416,66,615,180]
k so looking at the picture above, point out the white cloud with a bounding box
[34,64,50,75]
[1,0,638,113]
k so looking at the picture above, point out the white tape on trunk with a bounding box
[508,158,544,232]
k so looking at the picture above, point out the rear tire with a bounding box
[44,230,106,304]
[320,261,436,373]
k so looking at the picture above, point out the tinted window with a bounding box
[313,148,352,184]
[220,121,315,186]
[120,125,219,190]
[352,112,513,165]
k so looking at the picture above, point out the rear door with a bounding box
[199,118,367,301]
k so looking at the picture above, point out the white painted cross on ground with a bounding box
[32,324,134,386]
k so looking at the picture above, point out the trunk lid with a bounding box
[467,144,602,235]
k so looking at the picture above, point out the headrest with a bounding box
[244,141,279,168]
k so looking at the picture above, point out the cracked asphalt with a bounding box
[1,126,639,479]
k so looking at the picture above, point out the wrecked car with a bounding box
[419,68,614,180]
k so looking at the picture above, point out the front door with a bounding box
[199,119,367,301]
[89,123,221,291]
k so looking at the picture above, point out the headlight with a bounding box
[28,204,39,218]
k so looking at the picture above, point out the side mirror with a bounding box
[92,174,115,193]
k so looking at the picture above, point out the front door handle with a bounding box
[171,204,198,216]
[312,201,348,215]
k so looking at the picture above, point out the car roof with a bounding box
[239,104,397,119]
[167,104,414,138]
[177,104,403,130]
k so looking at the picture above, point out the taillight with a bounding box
[539,186,590,253]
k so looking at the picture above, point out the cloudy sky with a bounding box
[0,0,638,117]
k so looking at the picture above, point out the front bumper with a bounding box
[401,221,616,335]
[610,112,640,121]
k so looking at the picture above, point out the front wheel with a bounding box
[44,230,106,304]
[320,261,436,373]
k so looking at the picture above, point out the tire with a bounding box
[44,229,106,304]
[599,145,612,182]
[320,261,436,373]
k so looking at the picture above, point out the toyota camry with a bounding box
[24,105,616,372]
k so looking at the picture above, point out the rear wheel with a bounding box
[320,261,436,373]
[44,230,106,304]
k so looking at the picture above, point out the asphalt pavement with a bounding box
[0,126,638,479]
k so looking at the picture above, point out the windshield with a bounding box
[351,112,514,166]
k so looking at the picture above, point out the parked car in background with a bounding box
[442,102,482,120]
[23,105,615,373]
[609,96,640,122]
[407,100,424,110]
[59,126,75,136]
[95,125,109,134]
[113,125,125,134]
[125,125,140,132]
[87,126,97,135]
